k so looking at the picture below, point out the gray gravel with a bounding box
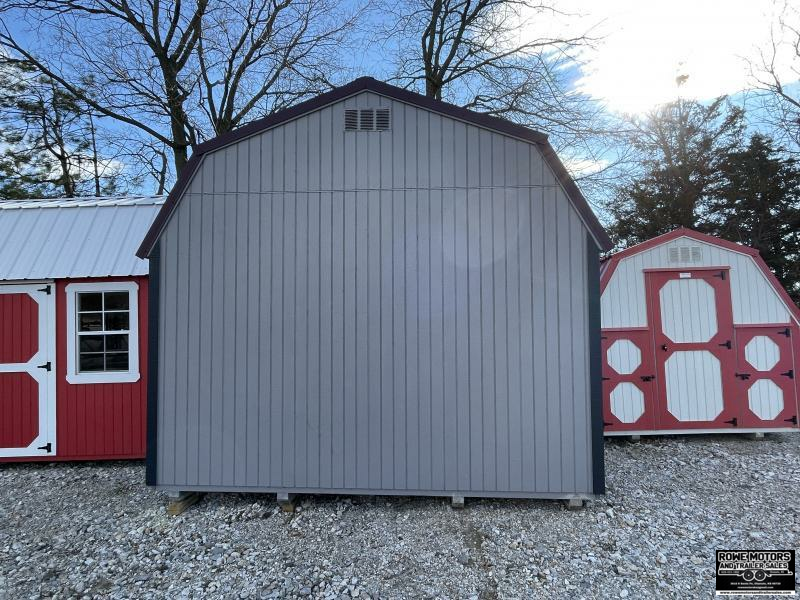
[1,433,798,599]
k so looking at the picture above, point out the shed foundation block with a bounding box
[566,498,585,510]
[277,492,297,512]
[166,491,204,516]
[630,435,641,442]
[451,495,465,509]
[745,432,765,439]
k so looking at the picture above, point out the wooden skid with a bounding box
[167,492,204,516]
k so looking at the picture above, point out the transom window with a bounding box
[65,281,140,384]
[76,291,131,372]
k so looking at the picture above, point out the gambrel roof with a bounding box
[137,77,611,257]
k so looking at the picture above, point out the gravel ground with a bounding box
[1,433,798,599]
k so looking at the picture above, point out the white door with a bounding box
[0,283,56,457]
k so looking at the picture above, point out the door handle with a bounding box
[661,344,668,351]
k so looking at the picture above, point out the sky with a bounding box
[526,0,799,115]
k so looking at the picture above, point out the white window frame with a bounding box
[65,281,140,384]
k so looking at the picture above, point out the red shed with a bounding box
[600,228,799,436]
[0,196,164,461]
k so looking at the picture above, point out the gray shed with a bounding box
[138,78,612,503]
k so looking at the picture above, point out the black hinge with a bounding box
[778,328,790,337]
[640,375,655,382]
[37,285,51,295]
[37,442,52,453]
[602,376,610,381]
[735,372,751,380]
[713,270,726,280]
[601,335,607,340]
[784,415,798,425]
[718,340,732,349]
[603,422,613,427]
[724,417,738,427]
[781,369,794,380]
[37,361,51,372]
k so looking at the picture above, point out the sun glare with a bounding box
[526,0,797,114]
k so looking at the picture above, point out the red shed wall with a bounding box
[54,276,148,460]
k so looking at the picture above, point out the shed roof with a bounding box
[600,227,800,322]
[137,77,611,257]
[0,195,165,280]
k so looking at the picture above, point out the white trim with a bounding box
[0,283,56,458]
[605,428,798,436]
[65,281,140,384]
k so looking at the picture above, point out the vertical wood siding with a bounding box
[602,237,793,328]
[55,277,147,459]
[156,92,597,496]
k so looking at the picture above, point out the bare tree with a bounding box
[748,0,800,154]
[0,0,206,174]
[0,0,359,180]
[197,0,360,136]
[380,0,605,148]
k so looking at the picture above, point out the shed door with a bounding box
[734,325,799,429]
[646,268,740,430]
[602,329,657,431]
[0,283,56,457]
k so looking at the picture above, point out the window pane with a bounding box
[78,293,102,312]
[105,312,129,331]
[105,352,129,371]
[79,353,104,372]
[104,292,129,311]
[105,334,129,351]
[79,313,103,332]
[79,335,104,353]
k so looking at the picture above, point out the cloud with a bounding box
[521,0,800,114]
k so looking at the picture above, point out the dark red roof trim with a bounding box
[137,77,611,257]
[600,227,800,322]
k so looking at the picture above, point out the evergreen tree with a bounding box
[608,97,744,247]
[0,60,122,199]
[706,134,800,303]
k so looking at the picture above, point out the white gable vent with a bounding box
[344,108,391,131]
[668,246,702,263]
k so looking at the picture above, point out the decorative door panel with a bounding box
[646,268,740,430]
[734,325,798,429]
[0,283,56,457]
[602,328,657,431]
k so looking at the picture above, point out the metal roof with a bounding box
[0,195,165,280]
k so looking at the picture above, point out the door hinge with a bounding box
[784,415,797,425]
[713,270,726,280]
[37,361,51,372]
[640,375,655,382]
[37,285,51,295]
[724,417,738,427]
[37,442,52,453]
[735,372,751,380]
[718,340,732,349]
[602,376,610,381]
[603,422,613,427]
[778,328,790,337]
[781,369,794,380]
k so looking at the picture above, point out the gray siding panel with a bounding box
[155,91,597,497]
